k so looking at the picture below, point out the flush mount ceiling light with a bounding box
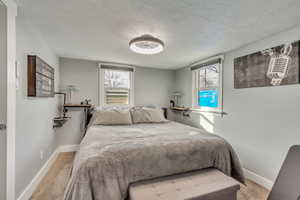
[129,35,164,55]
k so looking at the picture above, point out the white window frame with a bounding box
[98,63,135,106]
[191,55,224,113]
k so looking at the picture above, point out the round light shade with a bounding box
[129,35,164,55]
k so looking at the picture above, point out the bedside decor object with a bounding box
[27,55,55,97]
[234,41,300,88]
[81,99,91,105]
[66,85,79,104]
[170,100,175,108]
[172,92,182,107]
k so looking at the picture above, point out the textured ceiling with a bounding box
[19,0,300,69]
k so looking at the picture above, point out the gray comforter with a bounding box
[64,121,245,200]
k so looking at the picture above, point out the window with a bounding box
[99,64,134,106]
[191,56,223,112]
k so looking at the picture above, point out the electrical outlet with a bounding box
[40,150,44,160]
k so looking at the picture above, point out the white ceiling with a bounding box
[19,0,300,69]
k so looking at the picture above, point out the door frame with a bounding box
[1,0,17,199]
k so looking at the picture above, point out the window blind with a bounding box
[100,64,134,72]
[190,58,221,71]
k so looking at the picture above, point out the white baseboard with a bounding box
[17,148,60,200]
[17,145,79,200]
[243,168,274,190]
[59,144,80,152]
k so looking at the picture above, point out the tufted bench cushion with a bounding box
[129,168,240,200]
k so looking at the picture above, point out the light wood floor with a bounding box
[30,152,269,200]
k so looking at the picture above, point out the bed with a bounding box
[64,121,245,200]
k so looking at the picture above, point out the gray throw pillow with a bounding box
[92,110,132,125]
[130,107,168,123]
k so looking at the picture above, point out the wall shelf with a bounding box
[163,107,191,118]
[170,106,190,112]
[63,104,92,109]
[53,117,70,128]
[53,104,92,129]
[63,104,93,133]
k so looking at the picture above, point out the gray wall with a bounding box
[0,3,7,200]
[174,25,300,183]
[59,58,99,104]
[59,57,176,107]
[58,57,176,147]
[15,13,60,197]
[134,67,175,107]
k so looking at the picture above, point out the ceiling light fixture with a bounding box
[129,35,164,55]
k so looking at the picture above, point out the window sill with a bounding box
[190,108,227,116]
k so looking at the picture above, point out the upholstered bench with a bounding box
[129,168,240,200]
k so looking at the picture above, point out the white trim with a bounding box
[243,168,274,190]
[130,71,135,105]
[17,145,80,200]
[59,145,80,152]
[98,61,136,69]
[98,63,135,107]
[2,0,17,199]
[189,108,227,117]
[189,55,225,67]
[191,55,224,113]
[98,64,104,106]
[17,149,60,200]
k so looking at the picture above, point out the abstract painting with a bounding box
[234,41,300,89]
